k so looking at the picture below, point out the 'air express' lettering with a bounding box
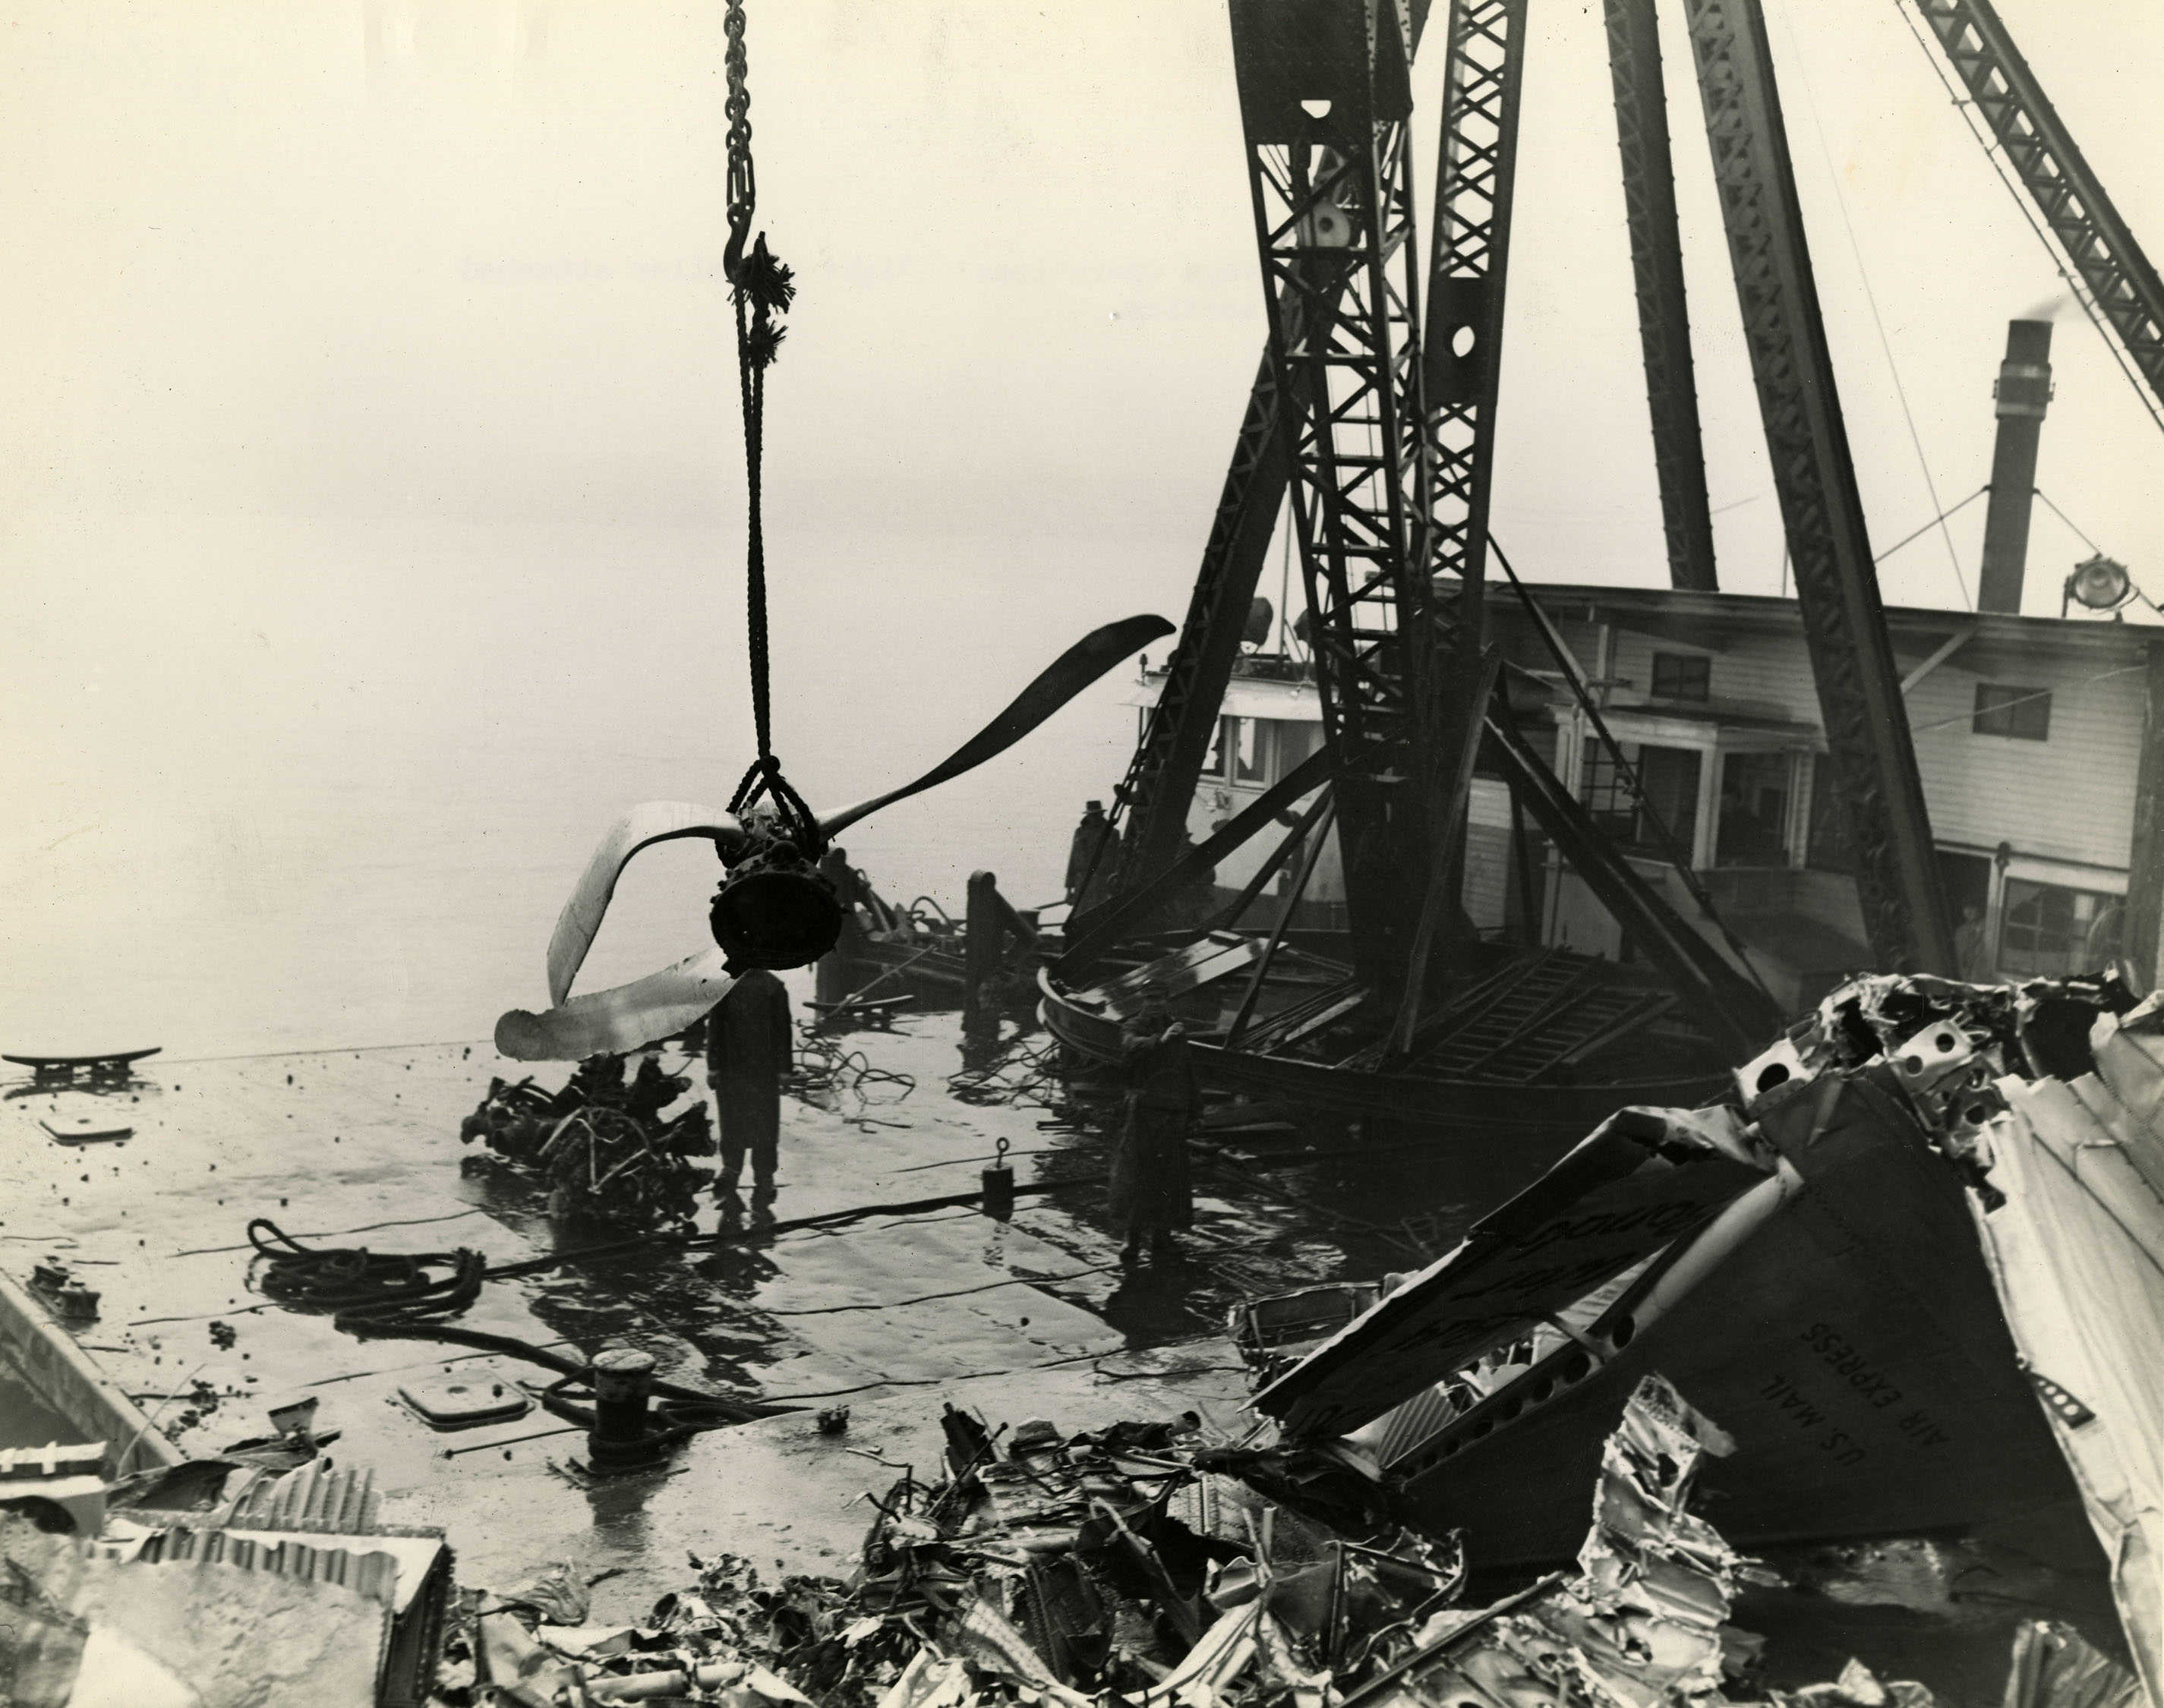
[1800,1321,1903,1409]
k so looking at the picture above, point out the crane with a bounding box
[1213,0,1778,1051]
[1081,0,1962,1051]
[1605,0,1721,593]
[1098,2,1456,907]
[1224,0,1450,999]
[1905,0,2164,438]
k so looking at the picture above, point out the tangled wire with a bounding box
[248,1221,778,1437]
[946,1034,1063,1108]
[461,1055,715,1231]
[784,1021,915,1125]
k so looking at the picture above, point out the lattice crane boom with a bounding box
[1910,0,2164,435]
[1606,0,1721,591]
[1106,12,1467,906]
[1420,0,1528,666]
[1227,0,1444,989]
[1103,352,1294,900]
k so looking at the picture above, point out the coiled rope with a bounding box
[248,1218,484,1325]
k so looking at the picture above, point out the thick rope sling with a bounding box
[720,0,820,859]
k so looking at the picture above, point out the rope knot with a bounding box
[728,752,825,863]
[735,234,795,317]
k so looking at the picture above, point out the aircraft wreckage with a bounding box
[1213,969,2163,1695]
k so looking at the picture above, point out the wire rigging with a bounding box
[1872,485,1989,565]
[2032,487,2102,555]
[1773,0,1972,610]
[1908,663,2146,735]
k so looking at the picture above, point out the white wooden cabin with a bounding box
[1131,586,2163,1012]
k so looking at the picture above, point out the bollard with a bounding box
[588,1346,664,1471]
[980,1136,1015,1221]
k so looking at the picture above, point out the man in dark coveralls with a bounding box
[1109,985,1198,1267]
[706,967,793,1221]
[1066,800,1115,912]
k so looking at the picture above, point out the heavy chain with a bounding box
[717,0,815,855]
[722,0,756,285]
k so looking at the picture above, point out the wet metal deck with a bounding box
[0,1018,1350,1614]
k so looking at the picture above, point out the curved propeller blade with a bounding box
[499,945,732,1062]
[546,803,746,1006]
[816,613,1174,837]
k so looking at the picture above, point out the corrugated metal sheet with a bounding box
[1970,1001,2164,1707]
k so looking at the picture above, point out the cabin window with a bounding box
[1973,682,2051,741]
[1200,717,1232,779]
[1998,878,2122,977]
[1582,742,1700,859]
[1650,652,1711,702]
[1205,716,1322,786]
[1274,718,1323,777]
[1715,752,1793,866]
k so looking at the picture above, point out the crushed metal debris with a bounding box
[434,1374,2142,1708]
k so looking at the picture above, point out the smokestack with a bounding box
[1976,319,2053,614]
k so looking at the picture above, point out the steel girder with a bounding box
[1390,0,1529,1041]
[1910,0,2164,432]
[1604,0,1719,592]
[1421,0,1528,669]
[1229,0,1439,988]
[1103,349,1293,897]
[2128,641,2164,993]
[1106,8,1449,904]
[1680,0,1954,975]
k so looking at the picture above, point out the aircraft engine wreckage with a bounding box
[1216,972,2163,1703]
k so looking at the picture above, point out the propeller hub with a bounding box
[709,844,844,971]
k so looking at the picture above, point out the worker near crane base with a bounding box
[706,967,793,1221]
[1066,800,1116,913]
[1110,984,1198,1267]
[815,846,871,1008]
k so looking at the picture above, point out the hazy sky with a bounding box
[3,1,2162,1054]
[5,0,2159,599]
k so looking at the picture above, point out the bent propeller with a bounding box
[499,947,734,1063]
[505,612,1172,1060]
[814,613,1173,837]
[545,803,747,1008]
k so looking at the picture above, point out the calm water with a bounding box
[0,511,1179,1057]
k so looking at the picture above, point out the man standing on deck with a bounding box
[707,968,793,1224]
[1066,800,1115,913]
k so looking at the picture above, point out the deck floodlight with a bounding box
[2064,553,2133,616]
